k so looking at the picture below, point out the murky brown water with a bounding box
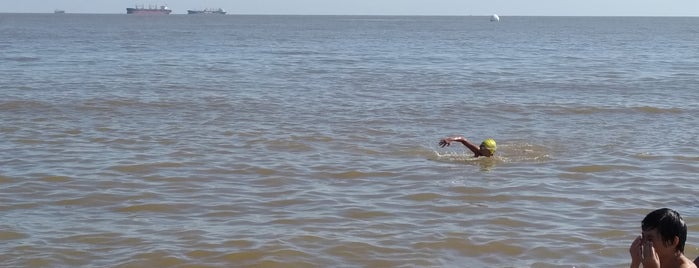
[1,14,698,267]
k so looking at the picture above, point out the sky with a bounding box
[2,0,698,16]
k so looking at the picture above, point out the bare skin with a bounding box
[629,229,697,268]
[438,136,494,157]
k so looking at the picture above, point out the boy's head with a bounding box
[641,208,687,253]
[480,138,497,156]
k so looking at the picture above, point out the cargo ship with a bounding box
[187,8,226,15]
[126,4,172,15]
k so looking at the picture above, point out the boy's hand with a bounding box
[641,241,660,268]
[629,236,642,265]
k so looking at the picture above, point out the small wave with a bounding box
[53,192,133,207]
[430,152,500,171]
[552,105,685,115]
[115,251,189,267]
[499,142,552,162]
[216,251,266,263]
[0,100,52,111]
[226,166,277,176]
[556,106,609,115]
[401,192,446,202]
[564,164,638,173]
[115,203,193,213]
[267,140,314,152]
[217,252,315,267]
[324,241,406,258]
[3,56,41,62]
[415,237,525,256]
[110,162,184,174]
[264,49,318,56]
[15,138,44,145]
[185,249,219,259]
[39,175,72,183]
[63,233,143,245]
[634,106,683,114]
[674,155,699,161]
[77,98,187,112]
[0,175,17,184]
[0,230,29,240]
[319,170,398,179]
[263,198,312,208]
[430,151,482,162]
[341,208,393,219]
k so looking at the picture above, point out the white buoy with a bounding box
[490,14,500,22]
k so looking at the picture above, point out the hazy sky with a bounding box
[3,0,699,16]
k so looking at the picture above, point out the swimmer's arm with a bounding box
[439,136,481,157]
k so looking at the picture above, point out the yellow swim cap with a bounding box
[481,138,497,154]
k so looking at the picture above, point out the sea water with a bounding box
[1,14,698,267]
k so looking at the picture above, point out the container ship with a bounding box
[187,8,226,15]
[126,4,172,14]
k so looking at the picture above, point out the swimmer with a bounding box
[629,208,697,268]
[438,136,496,158]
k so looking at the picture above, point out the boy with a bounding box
[629,208,696,268]
[438,136,496,158]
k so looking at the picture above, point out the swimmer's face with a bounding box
[480,145,494,157]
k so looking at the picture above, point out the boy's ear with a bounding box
[672,236,680,247]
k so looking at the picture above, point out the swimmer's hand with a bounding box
[439,136,466,147]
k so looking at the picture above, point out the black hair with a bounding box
[642,208,687,253]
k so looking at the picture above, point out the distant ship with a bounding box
[54,9,66,14]
[126,4,172,15]
[187,8,226,15]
